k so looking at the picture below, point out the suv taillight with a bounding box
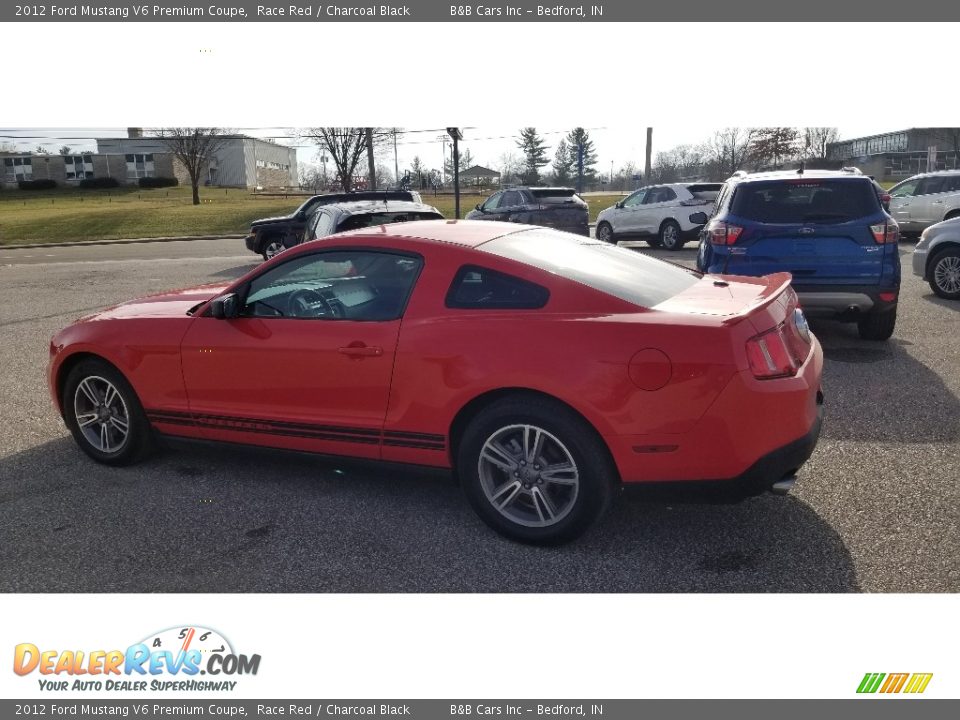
[706,220,744,245]
[746,324,800,380]
[870,220,899,244]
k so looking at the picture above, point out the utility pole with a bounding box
[365,128,376,191]
[447,127,462,218]
[644,127,653,186]
[392,129,399,188]
[437,135,448,185]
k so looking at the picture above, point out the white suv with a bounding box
[888,171,960,234]
[595,182,721,250]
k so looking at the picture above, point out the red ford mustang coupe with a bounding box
[49,220,823,544]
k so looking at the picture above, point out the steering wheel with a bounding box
[287,289,343,318]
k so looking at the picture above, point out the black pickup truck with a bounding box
[244,190,425,260]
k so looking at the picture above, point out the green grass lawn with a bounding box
[0,186,628,245]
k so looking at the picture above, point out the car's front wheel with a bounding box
[929,248,960,300]
[262,238,284,261]
[659,220,684,250]
[595,221,615,244]
[63,359,152,466]
[458,396,616,545]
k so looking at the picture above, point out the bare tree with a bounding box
[155,128,230,205]
[750,127,799,170]
[709,128,757,178]
[58,145,73,156]
[803,127,840,160]
[304,128,370,192]
[299,162,325,193]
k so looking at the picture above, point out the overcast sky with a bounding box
[1,125,893,177]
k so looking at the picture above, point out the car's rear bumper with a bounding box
[793,283,898,319]
[607,335,823,491]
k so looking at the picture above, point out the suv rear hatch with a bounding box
[530,188,588,231]
[719,178,894,285]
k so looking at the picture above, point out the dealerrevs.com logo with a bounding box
[13,626,261,692]
[857,672,933,694]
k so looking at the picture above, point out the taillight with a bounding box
[870,220,899,244]
[746,324,800,380]
[706,220,744,245]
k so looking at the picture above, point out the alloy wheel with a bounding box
[73,375,130,454]
[934,255,960,295]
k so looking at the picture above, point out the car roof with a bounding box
[316,200,440,216]
[333,219,528,248]
[896,170,960,180]
[730,170,873,183]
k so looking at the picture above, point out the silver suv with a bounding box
[888,171,960,234]
[913,216,960,299]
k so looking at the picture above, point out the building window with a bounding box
[125,153,155,178]
[3,157,33,182]
[64,155,94,180]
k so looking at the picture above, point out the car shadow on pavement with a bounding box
[0,436,858,593]
[918,292,960,312]
[811,319,960,443]
[208,263,259,280]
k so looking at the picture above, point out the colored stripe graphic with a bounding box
[857,672,932,694]
[903,673,933,694]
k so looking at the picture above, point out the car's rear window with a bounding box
[530,189,583,205]
[338,211,442,232]
[730,179,880,224]
[482,228,700,308]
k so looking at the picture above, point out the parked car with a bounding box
[465,187,589,236]
[913,215,960,299]
[595,182,722,250]
[694,168,901,341]
[888,170,960,235]
[244,190,424,260]
[49,220,822,545]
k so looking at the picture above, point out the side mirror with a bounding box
[475,203,482,211]
[689,211,709,225]
[615,201,624,209]
[209,293,239,319]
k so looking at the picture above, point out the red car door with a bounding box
[179,249,423,460]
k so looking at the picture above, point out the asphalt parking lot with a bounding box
[1,237,958,592]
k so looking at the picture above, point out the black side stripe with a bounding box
[146,410,445,450]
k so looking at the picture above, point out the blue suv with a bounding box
[693,169,900,341]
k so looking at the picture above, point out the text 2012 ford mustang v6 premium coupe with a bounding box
[49,220,823,544]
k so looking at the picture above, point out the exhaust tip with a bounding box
[771,476,797,495]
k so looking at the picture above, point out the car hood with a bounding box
[77,283,229,322]
[251,214,296,228]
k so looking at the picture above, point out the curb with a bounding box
[1,234,245,251]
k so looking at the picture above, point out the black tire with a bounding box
[458,396,616,545]
[595,221,615,244]
[928,247,960,300]
[261,237,284,262]
[62,359,153,466]
[659,220,684,250]
[857,307,897,341]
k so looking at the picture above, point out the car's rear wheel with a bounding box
[595,221,615,244]
[929,248,960,299]
[458,396,616,545]
[63,359,152,466]
[857,307,897,341]
[262,238,283,261]
[659,220,684,250]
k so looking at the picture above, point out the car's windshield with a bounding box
[730,179,880,224]
[482,228,700,308]
[337,211,442,232]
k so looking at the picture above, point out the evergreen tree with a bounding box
[516,127,550,185]
[552,139,574,184]
[566,127,598,181]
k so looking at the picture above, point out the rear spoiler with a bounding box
[720,272,794,325]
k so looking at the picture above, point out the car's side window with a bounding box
[943,176,960,193]
[643,187,666,204]
[310,210,335,239]
[712,184,731,217]
[445,265,549,310]
[622,189,646,208]
[500,191,522,208]
[482,192,503,211]
[890,179,919,198]
[242,250,423,321]
[659,187,677,203]
[916,177,947,196]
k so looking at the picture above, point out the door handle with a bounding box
[933,200,944,204]
[338,344,383,357]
